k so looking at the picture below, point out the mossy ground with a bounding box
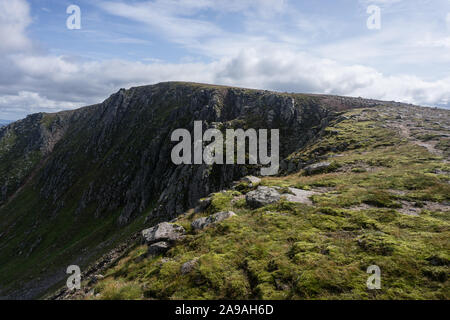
[88,107,449,300]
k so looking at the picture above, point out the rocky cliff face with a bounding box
[0,82,415,299]
[11,83,338,226]
[0,112,71,206]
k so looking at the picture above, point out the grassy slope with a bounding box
[0,179,147,298]
[88,107,449,300]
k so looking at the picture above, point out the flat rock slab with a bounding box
[147,241,171,255]
[246,186,281,208]
[192,211,236,230]
[281,187,317,205]
[142,222,186,244]
[241,176,261,186]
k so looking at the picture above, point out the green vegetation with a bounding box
[0,125,43,206]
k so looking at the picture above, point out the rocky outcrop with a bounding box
[241,176,261,187]
[0,112,71,206]
[147,242,171,255]
[245,186,317,208]
[141,222,186,257]
[246,186,281,208]
[281,188,317,205]
[191,211,236,230]
[1,83,341,226]
[141,222,186,244]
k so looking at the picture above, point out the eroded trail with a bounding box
[381,106,450,162]
[397,124,444,157]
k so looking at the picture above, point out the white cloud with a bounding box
[359,0,403,4]
[100,0,287,16]
[98,1,224,46]
[0,91,83,119]
[2,46,449,120]
[1,0,450,120]
[214,48,450,107]
[97,0,293,54]
[416,36,450,48]
[0,0,32,53]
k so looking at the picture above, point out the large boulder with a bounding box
[246,186,281,208]
[141,222,185,244]
[191,211,236,230]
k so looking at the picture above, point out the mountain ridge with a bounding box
[0,82,448,299]
[0,120,12,127]
[56,100,450,300]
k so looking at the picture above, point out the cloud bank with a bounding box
[0,0,449,120]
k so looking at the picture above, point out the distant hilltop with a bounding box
[0,120,12,127]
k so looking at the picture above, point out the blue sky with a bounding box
[0,0,449,120]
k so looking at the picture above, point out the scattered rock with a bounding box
[397,201,421,216]
[423,201,450,212]
[87,273,105,286]
[147,241,171,255]
[241,176,261,186]
[281,187,317,205]
[181,258,199,275]
[246,186,281,208]
[141,222,185,244]
[192,211,236,230]
[304,161,332,175]
[191,217,208,230]
[194,197,212,213]
[426,255,450,267]
[51,232,141,300]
